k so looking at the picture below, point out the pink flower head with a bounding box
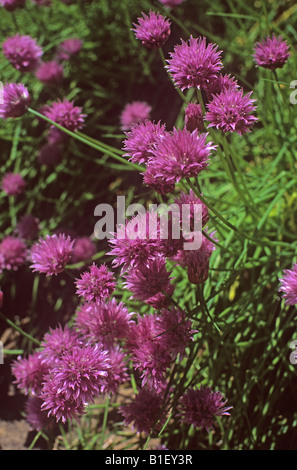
[253,34,290,70]
[12,351,49,396]
[39,324,82,364]
[120,101,152,131]
[103,347,129,395]
[123,256,175,309]
[0,0,26,11]
[184,103,204,132]
[177,385,232,431]
[16,214,40,240]
[147,128,215,185]
[0,235,27,271]
[35,61,64,86]
[71,236,96,264]
[205,88,258,135]
[30,233,75,276]
[204,73,239,100]
[157,307,196,359]
[166,36,223,91]
[1,172,25,195]
[143,164,176,195]
[122,120,167,165]
[0,83,30,119]
[2,34,42,72]
[108,210,161,273]
[132,10,171,49]
[57,37,82,60]
[44,99,86,132]
[75,263,116,303]
[75,298,133,348]
[279,263,297,305]
[120,386,167,435]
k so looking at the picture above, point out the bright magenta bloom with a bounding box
[120,101,151,130]
[75,263,116,303]
[30,233,75,276]
[177,385,232,431]
[12,352,49,396]
[0,235,27,271]
[122,120,167,165]
[37,143,62,166]
[279,263,297,305]
[132,10,171,49]
[1,172,25,195]
[0,83,30,119]
[35,61,64,86]
[44,99,86,132]
[253,34,290,70]
[205,88,258,135]
[166,36,223,91]
[2,34,42,72]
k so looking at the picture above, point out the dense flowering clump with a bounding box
[253,34,290,70]
[30,233,75,276]
[108,210,161,273]
[205,88,258,135]
[122,120,167,165]
[166,36,223,91]
[120,387,167,435]
[44,99,86,132]
[2,34,43,72]
[145,128,215,188]
[0,83,30,119]
[132,10,171,49]
[1,172,25,196]
[279,263,297,305]
[120,101,152,130]
[0,0,25,10]
[57,37,82,60]
[0,235,27,271]
[123,256,175,309]
[12,352,49,396]
[75,263,116,303]
[16,214,40,240]
[75,298,133,348]
[35,61,64,86]
[177,386,232,431]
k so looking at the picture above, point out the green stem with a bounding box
[0,312,41,346]
[158,49,189,104]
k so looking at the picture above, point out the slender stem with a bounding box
[158,49,189,104]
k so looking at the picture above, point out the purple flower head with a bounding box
[1,172,25,196]
[37,143,62,167]
[42,343,110,405]
[254,34,290,70]
[12,352,49,396]
[184,103,204,132]
[2,34,42,72]
[147,128,215,185]
[174,230,217,284]
[0,235,27,271]
[108,210,161,273]
[132,10,171,49]
[158,0,185,7]
[75,298,133,348]
[0,0,26,11]
[44,99,86,132]
[120,386,167,435]
[122,120,167,165]
[143,164,176,195]
[103,347,129,395]
[123,256,175,309]
[177,385,232,431]
[16,214,40,240]
[75,263,116,303]
[204,73,239,100]
[157,307,197,359]
[57,37,82,60]
[166,36,223,91]
[0,83,30,119]
[30,233,75,276]
[126,313,173,390]
[39,324,82,364]
[71,236,96,264]
[173,189,209,234]
[25,396,53,431]
[120,101,152,131]
[205,88,258,135]
[279,263,297,305]
[35,61,64,86]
